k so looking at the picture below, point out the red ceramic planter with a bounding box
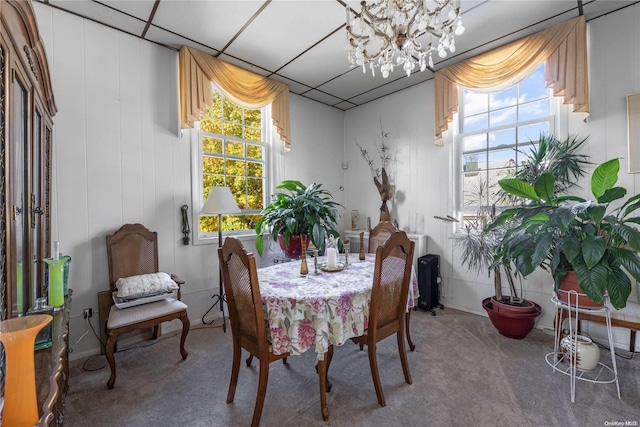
[278,234,303,259]
[556,271,605,309]
[482,297,542,339]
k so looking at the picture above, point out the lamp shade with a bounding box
[201,186,241,215]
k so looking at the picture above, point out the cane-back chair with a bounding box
[351,230,415,407]
[367,221,397,253]
[218,237,290,427]
[104,223,190,389]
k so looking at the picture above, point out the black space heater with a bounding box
[416,254,444,316]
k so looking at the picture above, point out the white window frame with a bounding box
[190,98,273,245]
[456,66,559,222]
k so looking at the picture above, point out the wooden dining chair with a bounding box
[351,230,415,407]
[366,221,416,351]
[218,237,290,427]
[104,223,190,389]
[367,221,397,253]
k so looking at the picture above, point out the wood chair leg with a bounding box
[105,332,118,389]
[367,343,385,407]
[406,310,415,351]
[397,329,412,385]
[318,354,330,421]
[251,358,270,427]
[179,312,190,360]
[227,343,242,404]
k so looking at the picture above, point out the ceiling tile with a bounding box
[151,1,265,51]
[334,100,358,110]
[96,0,156,21]
[349,71,434,105]
[277,30,355,90]
[301,89,344,107]
[144,26,220,55]
[269,74,313,96]
[49,0,147,36]
[224,1,345,72]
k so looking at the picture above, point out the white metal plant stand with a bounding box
[545,292,620,402]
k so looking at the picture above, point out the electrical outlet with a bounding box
[83,308,93,319]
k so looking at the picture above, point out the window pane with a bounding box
[225,141,244,157]
[490,87,517,109]
[519,64,548,101]
[203,156,224,174]
[247,178,264,209]
[247,144,263,160]
[487,148,517,171]
[245,109,261,127]
[462,134,487,153]
[226,159,246,176]
[247,161,263,177]
[224,122,242,138]
[518,122,549,143]
[463,154,482,174]
[223,98,241,123]
[488,128,515,150]
[463,113,488,133]
[462,90,488,115]
[462,173,488,208]
[202,137,222,154]
[201,118,222,134]
[489,106,517,128]
[519,99,549,122]
[245,127,262,142]
[203,175,225,202]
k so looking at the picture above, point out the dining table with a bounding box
[257,252,419,420]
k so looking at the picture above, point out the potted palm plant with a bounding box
[254,180,342,258]
[452,134,590,338]
[489,157,640,310]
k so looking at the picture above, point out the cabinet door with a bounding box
[10,68,32,316]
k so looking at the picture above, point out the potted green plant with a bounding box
[452,134,590,338]
[254,180,342,258]
[489,157,640,310]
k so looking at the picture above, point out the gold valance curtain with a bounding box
[434,16,588,146]
[179,46,291,149]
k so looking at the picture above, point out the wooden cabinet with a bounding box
[0,0,56,317]
[1,0,64,424]
[36,292,71,426]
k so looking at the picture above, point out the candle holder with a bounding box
[44,256,71,309]
[0,315,53,426]
[344,240,349,265]
[300,235,309,276]
[314,250,319,274]
[359,232,366,260]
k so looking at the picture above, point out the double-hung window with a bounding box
[193,86,270,241]
[459,63,554,222]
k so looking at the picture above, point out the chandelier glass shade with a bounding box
[346,0,464,78]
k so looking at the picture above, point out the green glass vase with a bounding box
[44,256,70,308]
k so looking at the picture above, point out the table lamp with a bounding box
[201,186,241,332]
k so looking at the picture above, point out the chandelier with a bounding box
[346,0,465,78]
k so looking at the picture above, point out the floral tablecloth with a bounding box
[258,253,419,359]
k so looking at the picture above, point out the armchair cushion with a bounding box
[115,272,179,299]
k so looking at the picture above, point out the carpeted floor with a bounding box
[65,307,639,427]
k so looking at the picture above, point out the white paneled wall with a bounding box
[34,3,346,360]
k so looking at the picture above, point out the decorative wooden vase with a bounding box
[300,235,309,275]
[359,232,366,260]
[0,314,53,426]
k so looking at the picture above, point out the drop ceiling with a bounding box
[35,0,639,110]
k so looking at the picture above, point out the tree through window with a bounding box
[197,88,269,237]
